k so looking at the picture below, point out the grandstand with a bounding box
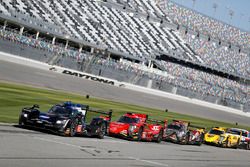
[0,0,249,112]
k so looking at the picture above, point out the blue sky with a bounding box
[170,0,250,32]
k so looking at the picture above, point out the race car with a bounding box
[164,120,204,145]
[74,108,112,138]
[187,125,205,145]
[218,128,249,149]
[108,112,167,143]
[140,118,168,143]
[204,127,226,145]
[244,131,250,150]
[19,101,112,138]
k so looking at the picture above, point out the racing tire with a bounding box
[197,140,202,146]
[156,129,163,143]
[62,121,76,137]
[137,126,143,141]
[106,127,111,137]
[197,133,204,146]
[69,122,76,137]
[18,116,26,127]
[184,132,190,145]
[174,132,179,144]
[234,139,240,149]
[246,142,250,150]
[224,137,229,148]
[104,122,108,135]
[200,133,204,143]
[97,123,105,139]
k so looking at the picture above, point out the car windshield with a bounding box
[48,106,72,115]
[167,124,182,130]
[209,129,224,135]
[118,116,139,124]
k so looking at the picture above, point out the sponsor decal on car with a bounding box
[120,129,128,136]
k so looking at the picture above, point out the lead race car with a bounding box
[108,112,167,143]
[164,120,204,145]
[19,101,112,138]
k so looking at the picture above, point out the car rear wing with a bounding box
[88,108,113,122]
[188,125,206,132]
[125,112,148,122]
[147,118,168,128]
[22,104,40,111]
[189,124,205,129]
[172,119,190,127]
[126,112,148,119]
[212,127,227,131]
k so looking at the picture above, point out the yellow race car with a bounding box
[218,128,243,149]
[204,127,226,145]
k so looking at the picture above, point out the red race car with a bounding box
[108,112,167,143]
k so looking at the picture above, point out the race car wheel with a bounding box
[246,142,250,150]
[197,133,204,146]
[197,140,202,146]
[200,133,204,143]
[184,132,190,145]
[18,116,25,127]
[97,123,105,139]
[104,122,108,135]
[174,132,179,144]
[225,137,229,148]
[137,127,143,141]
[156,129,163,143]
[62,121,76,137]
[234,139,240,149]
[69,122,76,137]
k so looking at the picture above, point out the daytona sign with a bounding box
[62,70,115,85]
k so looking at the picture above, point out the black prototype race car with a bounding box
[19,102,112,138]
[164,120,204,145]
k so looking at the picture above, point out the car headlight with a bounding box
[23,113,28,118]
[129,125,137,132]
[56,120,66,124]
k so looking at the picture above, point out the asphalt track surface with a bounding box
[1,59,250,167]
[0,60,249,126]
[1,125,250,167]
